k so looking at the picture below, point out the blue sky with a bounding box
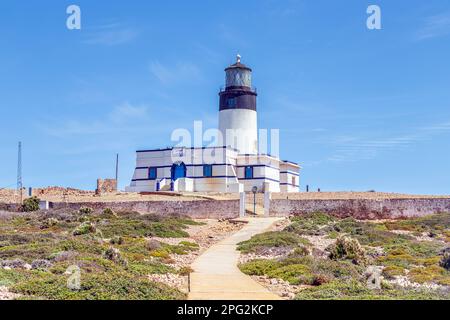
[0,0,449,194]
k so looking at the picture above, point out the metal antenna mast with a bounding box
[115,153,119,188]
[17,141,23,205]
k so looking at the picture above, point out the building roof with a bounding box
[225,54,252,72]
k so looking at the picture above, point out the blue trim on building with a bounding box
[280,183,300,187]
[239,177,280,183]
[132,176,238,182]
[280,171,300,177]
[236,164,280,171]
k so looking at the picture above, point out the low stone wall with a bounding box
[0,203,20,212]
[50,200,240,219]
[269,198,450,219]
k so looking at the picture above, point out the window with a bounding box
[203,165,213,177]
[245,166,254,179]
[292,176,296,186]
[148,167,157,180]
[227,97,237,108]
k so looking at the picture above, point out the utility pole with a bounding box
[115,153,119,190]
[17,142,23,205]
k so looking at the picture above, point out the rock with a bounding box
[0,259,26,269]
[31,259,52,270]
[52,251,78,262]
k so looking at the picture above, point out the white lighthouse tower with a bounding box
[218,55,258,154]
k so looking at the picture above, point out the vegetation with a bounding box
[240,256,362,286]
[22,197,40,212]
[239,212,450,300]
[295,280,450,300]
[327,236,368,265]
[237,231,310,253]
[0,210,201,300]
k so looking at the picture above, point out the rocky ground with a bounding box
[0,286,21,300]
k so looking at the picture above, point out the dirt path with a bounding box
[188,217,283,300]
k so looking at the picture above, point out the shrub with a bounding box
[440,248,450,271]
[382,266,405,279]
[179,241,199,248]
[149,249,171,259]
[286,213,336,236]
[12,271,185,300]
[237,231,309,253]
[146,239,162,251]
[22,197,40,212]
[110,236,124,245]
[239,259,281,276]
[327,236,368,265]
[103,247,128,267]
[295,280,372,300]
[102,208,117,217]
[267,264,314,285]
[79,207,93,215]
[178,266,194,276]
[384,213,450,234]
[73,222,96,236]
[40,218,58,229]
[409,265,448,284]
[289,246,310,257]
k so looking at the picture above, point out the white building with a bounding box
[126,56,300,193]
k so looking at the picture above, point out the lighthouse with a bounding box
[126,55,300,194]
[218,55,258,155]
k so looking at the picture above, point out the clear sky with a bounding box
[0,0,449,194]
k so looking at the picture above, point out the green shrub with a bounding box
[12,271,185,300]
[440,248,450,270]
[103,247,128,267]
[267,264,314,285]
[22,197,40,212]
[409,265,448,284]
[382,266,405,279]
[102,208,116,217]
[110,236,124,245]
[327,236,368,265]
[237,231,309,253]
[384,213,450,234]
[286,213,336,236]
[40,218,58,229]
[239,259,281,276]
[178,266,194,276]
[79,207,93,215]
[73,222,96,236]
[240,256,362,286]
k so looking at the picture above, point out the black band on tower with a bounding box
[219,88,257,111]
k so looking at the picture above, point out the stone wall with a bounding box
[50,200,240,219]
[269,198,450,219]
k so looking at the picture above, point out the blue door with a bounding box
[171,162,187,181]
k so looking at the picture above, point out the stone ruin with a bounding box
[96,179,118,195]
